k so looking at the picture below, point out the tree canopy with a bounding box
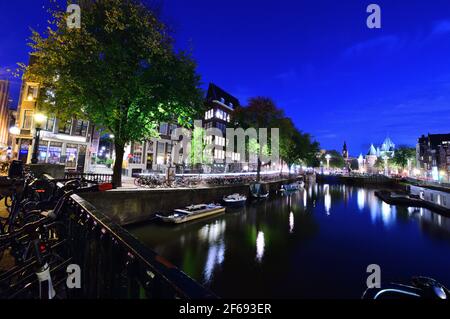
[23,0,203,186]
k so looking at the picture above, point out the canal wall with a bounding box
[80,178,299,226]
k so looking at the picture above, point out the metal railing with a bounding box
[64,193,216,299]
[65,172,113,185]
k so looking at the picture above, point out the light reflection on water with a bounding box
[129,183,450,298]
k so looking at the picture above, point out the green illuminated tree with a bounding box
[23,0,203,186]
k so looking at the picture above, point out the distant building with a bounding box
[342,141,349,159]
[10,56,95,172]
[203,83,241,173]
[417,133,450,181]
[358,137,396,174]
[0,80,10,150]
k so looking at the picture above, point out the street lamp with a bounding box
[31,113,47,164]
[325,154,331,170]
[382,155,389,176]
[9,126,20,135]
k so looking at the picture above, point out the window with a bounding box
[130,142,143,164]
[74,120,88,136]
[43,117,55,132]
[159,123,168,135]
[22,110,34,129]
[65,144,78,168]
[26,85,38,101]
[215,136,226,146]
[48,142,63,164]
[214,149,225,159]
[205,109,214,120]
[58,119,72,135]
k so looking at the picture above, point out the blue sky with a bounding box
[1,0,450,155]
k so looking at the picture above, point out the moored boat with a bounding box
[249,182,269,199]
[223,193,247,208]
[280,182,303,194]
[156,203,225,224]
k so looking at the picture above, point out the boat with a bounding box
[280,181,304,194]
[223,193,247,208]
[156,204,225,224]
[249,182,269,199]
[363,276,449,299]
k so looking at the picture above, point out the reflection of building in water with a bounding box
[357,189,366,211]
[199,220,226,243]
[289,212,294,233]
[381,202,396,226]
[256,231,265,262]
[411,208,450,238]
[303,189,307,207]
[324,184,331,215]
[203,241,225,282]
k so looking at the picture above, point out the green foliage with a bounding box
[320,150,345,168]
[24,0,203,185]
[392,146,416,169]
[190,126,212,166]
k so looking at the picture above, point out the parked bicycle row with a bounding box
[0,161,112,299]
[134,172,295,189]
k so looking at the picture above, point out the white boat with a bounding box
[156,203,225,224]
[223,194,247,208]
[280,181,304,194]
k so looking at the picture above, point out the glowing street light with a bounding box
[31,113,47,164]
[109,134,115,139]
[325,154,331,169]
[9,126,20,135]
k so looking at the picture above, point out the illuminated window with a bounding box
[22,110,34,129]
[58,119,72,135]
[26,85,39,101]
[74,120,88,136]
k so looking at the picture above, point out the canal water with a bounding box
[128,183,450,298]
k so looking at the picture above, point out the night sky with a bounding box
[1,0,450,156]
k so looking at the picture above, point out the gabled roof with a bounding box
[206,83,240,109]
[381,136,395,152]
[367,144,377,156]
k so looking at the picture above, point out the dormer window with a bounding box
[229,103,233,108]
[26,85,39,101]
[220,98,225,103]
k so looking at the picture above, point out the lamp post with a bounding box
[325,154,331,171]
[31,113,47,164]
[382,155,388,176]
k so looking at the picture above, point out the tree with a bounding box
[320,150,345,168]
[23,0,203,186]
[279,118,319,174]
[234,97,285,181]
[392,146,416,170]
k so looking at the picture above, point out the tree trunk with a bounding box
[113,142,125,188]
[257,157,262,182]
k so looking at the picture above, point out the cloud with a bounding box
[275,69,298,81]
[343,35,401,57]
[432,20,450,35]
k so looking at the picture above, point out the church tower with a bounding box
[342,141,349,159]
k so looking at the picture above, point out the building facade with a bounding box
[417,133,450,182]
[203,83,242,173]
[10,60,95,172]
[357,137,396,174]
[122,83,244,176]
[0,80,10,150]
